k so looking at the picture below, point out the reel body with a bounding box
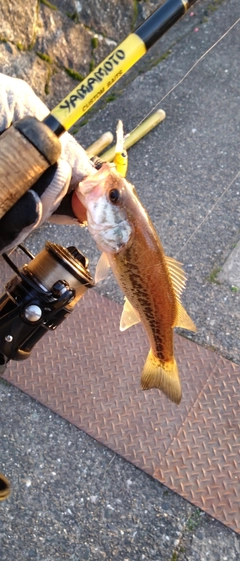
[0,242,94,372]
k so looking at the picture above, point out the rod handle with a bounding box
[0,117,61,219]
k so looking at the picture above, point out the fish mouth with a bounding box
[79,163,115,196]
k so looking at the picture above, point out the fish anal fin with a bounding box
[141,350,182,405]
[120,298,141,332]
[95,252,111,283]
[174,301,197,332]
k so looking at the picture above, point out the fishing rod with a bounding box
[45,0,198,134]
[0,0,198,219]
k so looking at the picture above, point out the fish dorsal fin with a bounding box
[120,298,141,332]
[165,255,186,301]
[174,301,197,332]
[95,252,111,283]
[165,255,196,332]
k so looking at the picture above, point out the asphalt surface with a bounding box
[1,0,240,559]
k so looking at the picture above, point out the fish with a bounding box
[78,163,196,404]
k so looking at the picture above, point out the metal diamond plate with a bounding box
[1,256,240,533]
[155,357,240,532]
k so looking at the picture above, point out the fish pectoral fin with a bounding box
[174,301,197,332]
[141,350,182,405]
[120,298,141,331]
[95,252,111,283]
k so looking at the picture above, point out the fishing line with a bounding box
[128,16,240,135]
[175,170,240,258]
[127,16,240,256]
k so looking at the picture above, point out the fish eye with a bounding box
[108,188,121,204]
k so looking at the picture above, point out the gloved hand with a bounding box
[0,73,95,253]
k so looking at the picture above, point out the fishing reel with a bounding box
[0,242,94,374]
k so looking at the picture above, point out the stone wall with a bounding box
[0,0,163,110]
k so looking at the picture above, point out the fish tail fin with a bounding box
[141,350,182,405]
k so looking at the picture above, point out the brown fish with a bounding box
[78,163,196,404]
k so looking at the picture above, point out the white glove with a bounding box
[0,73,95,253]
